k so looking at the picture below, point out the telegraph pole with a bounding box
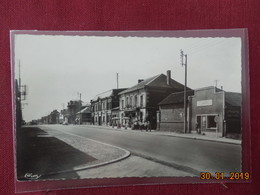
[180,50,188,134]
[18,60,21,92]
[214,80,219,88]
[116,73,119,89]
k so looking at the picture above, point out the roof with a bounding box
[92,88,127,101]
[158,90,195,105]
[92,89,113,101]
[76,106,91,114]
[225,92,242,106]
[119,74,187,95]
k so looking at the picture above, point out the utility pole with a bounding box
[180,50,188,134]
[116,73,119,89]
[214,80,219,88]
[18,60,21,92]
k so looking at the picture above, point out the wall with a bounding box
[225,105,241,136]
[190,87,224,136]
[159,104,184,132]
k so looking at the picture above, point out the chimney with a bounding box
[167,70,171,85]
[138,79,144,83]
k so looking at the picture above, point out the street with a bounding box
[39,124,241,176]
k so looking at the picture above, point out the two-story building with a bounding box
[118,70,187,129]
[91,88,127,126]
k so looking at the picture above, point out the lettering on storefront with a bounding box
[197,99,212,107]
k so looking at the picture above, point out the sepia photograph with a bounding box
[12,30,244,182]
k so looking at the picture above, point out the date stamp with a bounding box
[200,172,250,180]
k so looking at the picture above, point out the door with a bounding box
[196,116,201,133]
[98,116,101,125]
[201,116,207,132]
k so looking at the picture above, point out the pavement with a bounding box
[79,124,241,145]
[16,126,130,180]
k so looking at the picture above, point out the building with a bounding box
[158,86,242,138]
[91,88,127,126]
[67,100,82,124]
[49,109,60,124]
[118,70,187,129]
[190,86,241,138]
[111,107,120,127]
[76,106,92,125]
[59,109,69,124]
[158,90,194,132]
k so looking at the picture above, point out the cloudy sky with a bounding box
[14,32,242,121]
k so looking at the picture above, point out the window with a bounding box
[140,95,143,107]
[121,100,124,109]
[130,96,132,106]
[126,97,129,106]
[207,115,217,128]
[102,102,104,110]
[135,95,138,106]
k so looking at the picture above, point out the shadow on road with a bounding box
[16,127,97,180]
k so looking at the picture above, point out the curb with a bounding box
[158,134,241,145]
[77,124,241,145]
[42,129,131,177]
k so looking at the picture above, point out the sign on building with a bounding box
[197,99,213,107]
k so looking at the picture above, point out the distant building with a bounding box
[49,110,60,124]
[67,100,82,124]
[111,107,120,127]
[118,70,187,129]
[91,88,127,126]
[76,106,92,125]
[41,116,49,124]
[158,86,242,138]
[60,109,69,124]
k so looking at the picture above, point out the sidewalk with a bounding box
[16,126,130,180]
[79,124,241,145]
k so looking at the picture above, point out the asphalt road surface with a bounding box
[39,125,241,175]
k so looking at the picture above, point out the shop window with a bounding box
[207,115,217,128]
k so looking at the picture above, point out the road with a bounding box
[39,124,241,175]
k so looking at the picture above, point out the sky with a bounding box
[14,33,242,122]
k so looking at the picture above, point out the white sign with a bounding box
[197,99,212,107]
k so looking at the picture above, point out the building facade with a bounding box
[76,106,92,125]
[91,88,126,126]
[158,86,241,138]
[67,100,82,124]
[118,70,187,129]
[158,90,194,132]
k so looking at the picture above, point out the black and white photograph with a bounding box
[12,30,244,182]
